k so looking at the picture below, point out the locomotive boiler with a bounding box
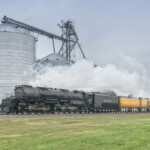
[1,85,92,114]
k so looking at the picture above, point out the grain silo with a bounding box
[0,23,36,102]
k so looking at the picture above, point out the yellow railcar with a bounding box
[120,97,140,108]
[140,99,150,108]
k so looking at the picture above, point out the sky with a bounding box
[0,0,150,73]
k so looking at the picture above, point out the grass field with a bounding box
[0,114,150,150]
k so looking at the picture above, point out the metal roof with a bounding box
[0,23,23,33]
[36,53,73,67]
[40,54,67,61]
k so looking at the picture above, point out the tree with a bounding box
[127,94,134,98]
[104,90,117,96]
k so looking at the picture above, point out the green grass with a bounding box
[0,114,150,150]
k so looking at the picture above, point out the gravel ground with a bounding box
[0,113,148,119]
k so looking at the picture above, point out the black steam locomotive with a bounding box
[0,85,119,114]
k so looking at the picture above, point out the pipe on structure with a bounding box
[1,16,86,61]
[2,16,66,41]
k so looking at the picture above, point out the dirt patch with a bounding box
[26,122,46,125]
[66,122,92,126]
[0,134,21,138]
[89,122,127,127]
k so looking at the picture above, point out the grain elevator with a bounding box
[0,22,36,102]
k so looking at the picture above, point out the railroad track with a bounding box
[0,112,149,119]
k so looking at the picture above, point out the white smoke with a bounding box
[29,59,149,97]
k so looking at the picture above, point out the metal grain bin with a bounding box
[0,23,36,102]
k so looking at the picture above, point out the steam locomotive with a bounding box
[1,85,150,114]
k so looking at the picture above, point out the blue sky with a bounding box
[0,0,150,71]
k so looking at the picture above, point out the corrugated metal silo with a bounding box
[0,23,36,102]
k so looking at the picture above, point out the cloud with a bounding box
[29,59,149,97]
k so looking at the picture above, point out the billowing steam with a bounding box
[29,59,149,97]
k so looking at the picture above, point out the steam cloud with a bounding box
[29,59,149,97]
